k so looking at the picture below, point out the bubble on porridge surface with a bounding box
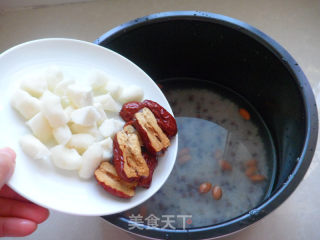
[124,83,276,228]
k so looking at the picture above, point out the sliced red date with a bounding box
[120,100,177,138]
[143,100,177,138]
[113,124,149,182]
[97,99,178,199]
[95,161,137,199]
[133,107,170,155]
[138,152,158,188]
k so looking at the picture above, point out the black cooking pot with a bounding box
[95,11,318,239]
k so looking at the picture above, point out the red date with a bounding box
[113,134,134,182]
[95,161,137,198]
[113,126,149,182]
[133,107,170,155]
[120,100,177,138]
[143,100,177,138]
[97,99,178,199]
[138,152,158,188]
[120,101,144,122]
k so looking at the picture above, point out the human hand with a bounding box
[0,148,49,237]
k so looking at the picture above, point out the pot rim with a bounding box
[96,11,318,239]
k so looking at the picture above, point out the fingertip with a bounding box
[36,208,50,223]
[0,218,37,237]
[18,219,38,236]
[0,148,16,188]
[1,148,16,162]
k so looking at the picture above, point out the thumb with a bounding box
[0,148,16,189]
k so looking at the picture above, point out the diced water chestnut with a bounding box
[105,81,122,99]
[51,145,82,170]
[11,89,41,120]
[118,85,144,103]
[64,106,75,121]
[99,119,124,137]
[41,91,68,128]
[53,125,72,145]
[70,106,101,127]
[97,137,113,160]
[13,66,157,187]
[94,94,120,112]
[45,66,64,91]
[54,79,75,96]
[93,102,107,125]
[60,96,71,108]
[67,84,93,108]
[20,73,47,98]
[87,69,109,94]
[26,112,53,143]
[79,144,104,179]
[20,135,51,160]
[67,133,95,154]
[69,123,101,137]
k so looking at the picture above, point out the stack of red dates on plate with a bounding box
[95,100,177,198]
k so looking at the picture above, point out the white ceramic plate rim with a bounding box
[0,38,177,216]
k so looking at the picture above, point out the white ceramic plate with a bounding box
[0,38,177,216]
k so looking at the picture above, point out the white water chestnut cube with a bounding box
[118,85,144,103]
[78,144,104,179]
[105,111,125,121]
[60,96,71,108]
[11,89,41,120]
[45,66,64,91]
[41,91,68,128]
[98,137,113,160]
[69,122,98,135]
[66,133,95,154]
[70,106,101,127]
[67,84,93,108]
[20,73,48,98]
[94,94,120,112]
[68,123,103,141]
[26,112,53,143]
[51,145,82,170]
[20,135,51,160]
[64,106,75,121]
[99,118,124,138]
[93,102,107,125]
[53,125,72,145]
[105,81,122,99]
[54,79,75,96]
[87,69,109,94]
